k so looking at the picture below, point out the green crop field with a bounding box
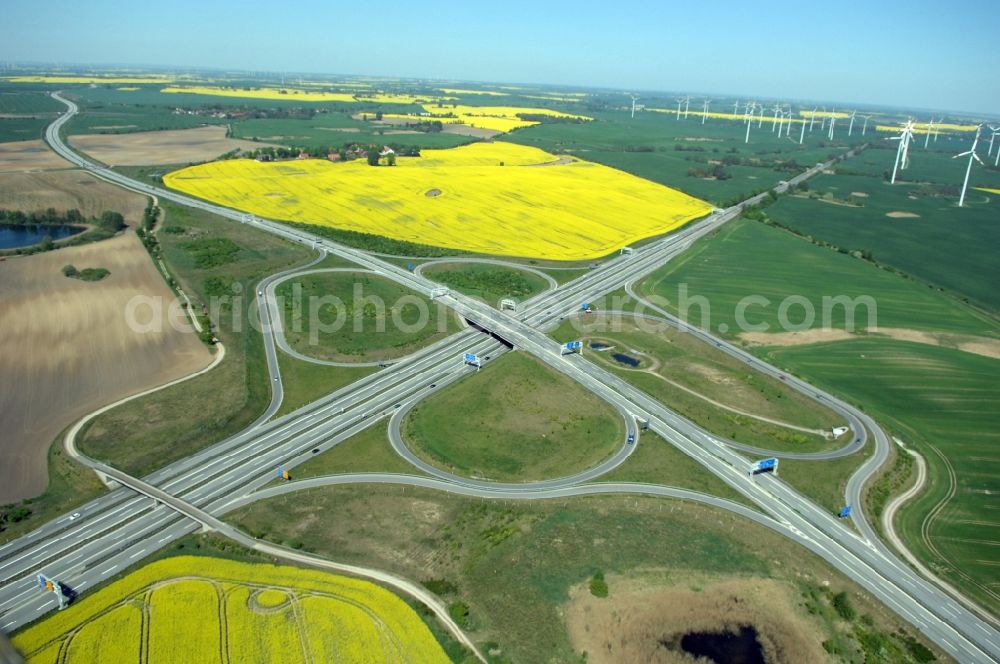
[0,92,63,114]
[421,263,550,307]
[274,271,460,363]
[403,351,623,481]
[766,154,1000,312]
[550,316,844,453]
[504,109,854,206]
[636,216,999,339]
[761,339,1000,614]
[0,117,48,142]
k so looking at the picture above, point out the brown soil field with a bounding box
[0,176,210,501]
[441,124,501,138]
[0,140,73,173]
[0,170,147,219]
[740,327,1000,359]
[68,125,274,166]
[565,573,826,664]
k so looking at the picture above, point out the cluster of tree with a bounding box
[389,120,444,133]
[515,113,586,124]
[673,144,707,152]
[687,164,731,180]
[0,504,31,532]
[238,142,421,164]
[62,264,110,281]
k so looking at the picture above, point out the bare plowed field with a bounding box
[0,140,72,172]
[0,176,209,501]
[68,125,273,166]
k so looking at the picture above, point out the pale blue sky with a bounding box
[4,0,998,114]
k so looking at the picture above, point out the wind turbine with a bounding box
[847,110,857,137]
[861,115,872,136]
[828,110,837,140]
[629,94,639,119]
[744,102,756,143]
[954,125,984,207]
[785,106,794,137]
[683,95,691,119]
[799,116,807,144]
[676,97,684,120]
[732,100,740,118]
[772,104,781,133]
[924,119,936,148]
[701,98,711,125]
[889,119,915,184]
[986,125,999,157]
[809,107,818,132]
[757,104,764,128]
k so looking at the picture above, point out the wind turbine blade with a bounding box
[973,153,984,164]
[953,151,972,158]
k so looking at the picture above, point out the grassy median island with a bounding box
[421,262,549,307]
[551,316,845,453]
[403,351,623,481]
[275,270,461,363]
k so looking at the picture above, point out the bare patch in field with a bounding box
[850,191,869,198]
[739,327,1000,359]
[886,210,919,218]
[441,124,501,138]
[0,140,72,173]
[0,175,210,501]
[565,573,825,664]
[68,126,276,166]
[315,127,360,133]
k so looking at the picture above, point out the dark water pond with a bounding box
[589,341,610,350]
[678,626,765,664]
[0,224,85,249]
[611,352,640,367]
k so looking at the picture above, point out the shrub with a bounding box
[589,571,608,598]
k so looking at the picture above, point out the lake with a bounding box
[0,224,86,250]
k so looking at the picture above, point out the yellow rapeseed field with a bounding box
[11,556,449,664]
[163,142,713,260]
[975,187,1000,196]
[161,86,360,103]
[387,104,591,132]
[160,85,453,105]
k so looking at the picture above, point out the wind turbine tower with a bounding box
[683,96,691,119]
[629,94,639,119]
[889,120,915,184]
[809,107,818,132]
[676,97,683,120]
[772,104,780,133]
[861,115,872,136]
[924,119,936,148]
[799,116,806,144]
[847,110,857,137]
[701,99,711,124]
[987,125,999,157]
[828,111,836,140]
[954,125,984,207]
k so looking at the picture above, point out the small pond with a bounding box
[678,626,765,664]
[611,352,640,367]
[0,224,85,250]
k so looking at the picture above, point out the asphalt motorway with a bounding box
[3,94,994,661]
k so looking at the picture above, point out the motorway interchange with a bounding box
[0,93,997,662]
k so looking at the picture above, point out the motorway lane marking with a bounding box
[102,566,117,575]
[129,550,146,559]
